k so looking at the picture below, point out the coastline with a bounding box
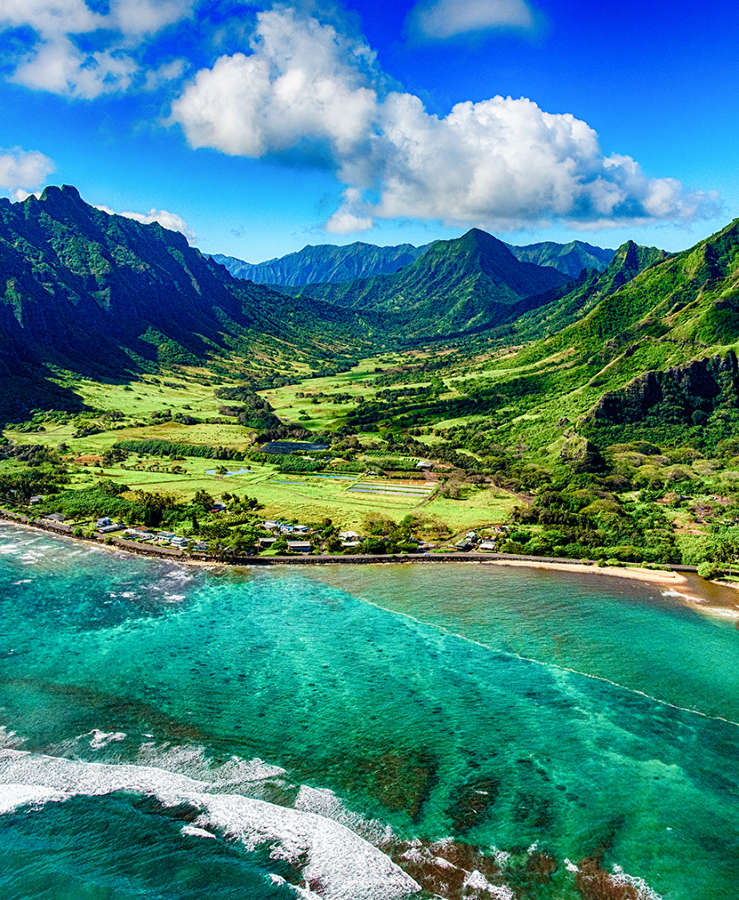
[2,510,737,620]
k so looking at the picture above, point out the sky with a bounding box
[0,0,737,262]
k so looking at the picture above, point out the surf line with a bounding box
[355,596,739,729]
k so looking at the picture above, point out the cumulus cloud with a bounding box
[0,148,55,198]
[0,0,193,98]
[409,0,535,41]
[170,7,716,234]
[96,203,195,242]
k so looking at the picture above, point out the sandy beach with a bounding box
[486,558,739,621]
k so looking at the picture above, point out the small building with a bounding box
[465,531,479,541]
[263,520,281,531]
[341,540,361,550]
[479,540,497,552]
[98,523,123,534]
[45,513,66,523]
[455,538,474,552]
[210,503,227,513]
[416,460,433,471]
[170,537,189,548]
[293,524,310,534]
[29,495,43,506]
[286,540,312,553]
[339,530,360,541]
[259,537,277,548]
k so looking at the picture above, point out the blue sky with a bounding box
[0,0,736,261]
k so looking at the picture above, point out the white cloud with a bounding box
[0,0,194,99]
[170,7,716,234]
[11,38,137,99]
[326,188,374,234]
[96,204,195,242]
[170,8,378,160]
[0,148,55,197]
[409,0,535,41]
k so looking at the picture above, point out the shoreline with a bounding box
[2,511,737,619]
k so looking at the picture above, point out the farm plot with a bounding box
[347,479,434,499]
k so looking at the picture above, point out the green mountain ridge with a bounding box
[506,239,615,278]
[292,228,570,340]
[212,241,429,286]
[0,186,365,417]
[215,235,615,287]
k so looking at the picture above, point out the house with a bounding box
[259,537,277,548]
[210,503,227,513]
[339,530,360,541]
[29,496,43,506]
[96,517,112,528]
[465,531,479,541]
[263,520,281,531]
[170,537,189,548]
[341,540,361,550]
[293,524,310,534]
[286,540,312,553]
[479,540,497,552]
[193,542,209,552]
[416,460,433,471]
[455,538,474,551]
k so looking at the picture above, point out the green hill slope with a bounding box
[507,239,615,278]
[0,186,364,418]
[294,228,568,340]
[212,241,428,286]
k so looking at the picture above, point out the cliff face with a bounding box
[590,352,739,426]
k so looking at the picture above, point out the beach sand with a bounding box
[485,558,739,621]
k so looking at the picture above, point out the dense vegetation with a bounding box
[2,185,739,574]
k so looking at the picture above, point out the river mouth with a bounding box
[0,524,737,899]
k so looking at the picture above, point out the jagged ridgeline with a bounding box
[214,237,615,287]
[0,186,364,417]
[290,229,571,339]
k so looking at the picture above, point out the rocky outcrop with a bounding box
[590,352,739,426]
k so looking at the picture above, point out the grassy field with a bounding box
[3,363,520,533]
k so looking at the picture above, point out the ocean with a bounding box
[0,523,736,899]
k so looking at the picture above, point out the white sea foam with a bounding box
[295,785,393,847]
[181,823,216,839]
[0,749,420,900]
[0,782,68,814]
[0,727,24,749]
[610,865,664,900]
[12,579,32,585]
[462,870,514,898]
[89,730,126,750]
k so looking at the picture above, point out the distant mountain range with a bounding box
[212,242,428,286]
[291,229,571,340]
[3,183,737,444]
[213,236,615,287]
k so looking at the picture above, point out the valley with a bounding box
[1,188,738,577]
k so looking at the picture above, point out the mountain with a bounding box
[508,239,668,343]
[212,241,428,286]
[214,235,617,288]
[507,240,615,278]
[292,228,569,341]
[0,186,363,418]
[476,219,739,455]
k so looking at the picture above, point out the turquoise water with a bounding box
[0,524,737,899]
